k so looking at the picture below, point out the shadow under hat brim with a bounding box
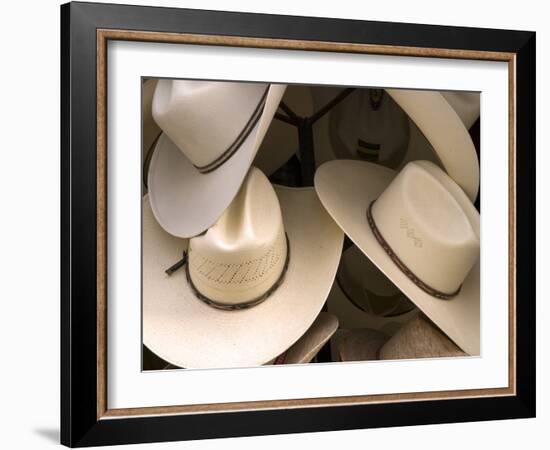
[142,186,344,369]
[148,84,285,238]
[327,276,418,336]
[315,160,480,355]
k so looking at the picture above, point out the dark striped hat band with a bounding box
[165,234,291,311]
[192,86,269,174]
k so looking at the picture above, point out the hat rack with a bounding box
[273,87,356,186]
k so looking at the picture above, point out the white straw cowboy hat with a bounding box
[143,167,343,368]
[253,85,313,175]
[315,160,480,355]
[148,80,286,238]
[326,88,479,202]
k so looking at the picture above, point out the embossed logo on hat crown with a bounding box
[399,218,423,248]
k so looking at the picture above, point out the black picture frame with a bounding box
[61,1,535,447]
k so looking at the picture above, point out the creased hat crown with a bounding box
[371,161,479,295]
[188,167,288,305]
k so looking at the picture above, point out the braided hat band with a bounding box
[165,234,291,311]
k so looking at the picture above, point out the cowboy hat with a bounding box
[148,80,286,238]
[253,85,314,175]
[143,167,343,368]
[315,159,480,355]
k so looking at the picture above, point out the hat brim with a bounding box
[148,84,286,238]
[280,312,339,364]
[315,160,480,355]
[385,89,480,202]
[142,186,344,368]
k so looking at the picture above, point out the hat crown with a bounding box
[152,80,269,168]
[372,161,479,294]
[188,167,288,305]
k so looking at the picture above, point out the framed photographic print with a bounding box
[60,1,536,447]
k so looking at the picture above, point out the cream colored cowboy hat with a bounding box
[325,88,479,202]
[148,80,286,238]
[315,160,480,355]
[143,167,343,368]
[253,85,314,175]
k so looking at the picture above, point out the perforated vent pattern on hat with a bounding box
[189,232,287,287]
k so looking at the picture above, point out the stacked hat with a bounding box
[315,160,480,355]
[148,80,286,238]
[143,167,343,368]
